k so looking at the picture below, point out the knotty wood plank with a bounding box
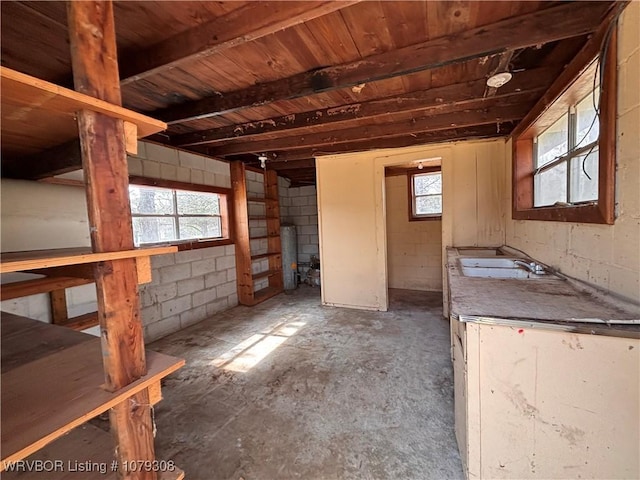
[0,276,92,301]
[157,1,613,124]
[0,337,184,470]
[0,246,177,274]
[172,69,550,147]
[0,67,166,158]
[119,1,360,85]
[230,161,255,305]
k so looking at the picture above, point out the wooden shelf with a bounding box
[0,276,93,301]
[1,423,184,480]
[0,246,177,274]
[251,251,281,260]
[248,216,279,221]
[246,196,277,203]
[250,235,280,240]
[252,285,283,305]
[0,313,185,470]
[252,268,281,281]
[1,66,167,158]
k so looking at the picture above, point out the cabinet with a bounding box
[1,33,184,478]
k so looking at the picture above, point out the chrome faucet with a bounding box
[513,260,545,275]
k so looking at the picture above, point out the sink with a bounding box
[459,257,546,279]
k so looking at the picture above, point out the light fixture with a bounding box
[258,153,268,169]
[486,72,513,89]
[417,162,424,170]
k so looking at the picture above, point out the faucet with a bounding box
[513,260,545,275]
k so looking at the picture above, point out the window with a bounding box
[409,169,442,220]
[129,178,231,249]
[512,25,616,224]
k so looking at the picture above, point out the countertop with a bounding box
[447,247,640,338]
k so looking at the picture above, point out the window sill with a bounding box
[512,204,611,224]
[138,238,234,252]
[409,215,442,222]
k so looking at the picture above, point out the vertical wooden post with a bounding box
[264,170,284,291]
[66,2,156,479]
[230,161,255,305]
[49,289,68,325]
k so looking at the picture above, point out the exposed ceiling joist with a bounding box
[258,123,518,161]
[156,1,613,124]
[267,159,316,171]
[171,66,551,147]
[207,100,533,156]
[119,1,360,86]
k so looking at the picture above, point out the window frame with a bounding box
[511,26,617,224]
[129,176,233,251]
[407,167,443,222]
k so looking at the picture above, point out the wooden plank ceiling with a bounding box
[1,1,619,185]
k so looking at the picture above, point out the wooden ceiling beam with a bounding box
[259,123,518,161]
[171,67,551,147]
[207,99,533,156]
[267,159,316,171]
[157,1,614,124]
[119,2,360,86]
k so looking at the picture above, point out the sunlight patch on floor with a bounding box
[211,320,307,372]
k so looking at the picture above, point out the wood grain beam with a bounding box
[208,99,533,156]
[171,68,550,147]
[119,2,359,86]
[157,1,614,124]
[267,159,316,171]
[258,123,518,161]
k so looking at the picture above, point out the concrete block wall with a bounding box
[385,175,443,291]
[505,3,640,303]
[285,185,320,264]
[140,245,238,341]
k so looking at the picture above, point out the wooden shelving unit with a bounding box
[230,161,284,306]
[0,4,185,478]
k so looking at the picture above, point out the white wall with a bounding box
[385,175,442,291]
[1,141,242,341]
[504,4,640,303]
[316,139,506,311]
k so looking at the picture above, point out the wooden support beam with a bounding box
[230,161,254,305]
[119,1,360,85]
[267,159,316,171]
[209,100,533,156]
[67,2,156,479]
[31,264,97,279]
[157,1,613,124]
[172,68,551,147]
[49,289,68,325]
[264,123,518,160]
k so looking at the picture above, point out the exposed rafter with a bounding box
[119,1,360,86]
[207,100,533,156]
[155,1,613,124]
[171,67,551,147]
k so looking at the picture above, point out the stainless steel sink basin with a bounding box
[459,257,546,279]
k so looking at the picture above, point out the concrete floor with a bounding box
[151,288,463,480]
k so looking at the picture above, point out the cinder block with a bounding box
[151,253,175,269]
[179,150,205,170]
[216,255,235,270]
[297,234,310,245]
[295,215,310,226]
[292,196,308,206]
[609,265,640,302]
[174,248,204,264]
[206,297,228,316]
[191,258,216,277]
[309,234,319,245]
[177,166,190,183]
[161,294,192,317]
[136,141,147,159]
[160,164,177,181]
[288,206,301,216]
[227,268,237,282]
[299,186,316,196]
[227,293,238,307]
[191,170,204,185]
[225,245,235,256]
[178,277,205,296]
[302,244,319,254]
[142,160,160,179]
[216,280,237,298]
[204,158,230,175]
[216,174,232,188]
[160,263,191,283]
[299,225,318,235]
[140,304,162,325]
[307,194,317,206]
[301,204,318,215]
[192,288,215,308]
[127,156,143,176]
[203,171,216,186]
[146,142,179,165]
[180,305,207,329]
[145,315,181,343]
[205,270,227,288]
[144,283,178,304]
